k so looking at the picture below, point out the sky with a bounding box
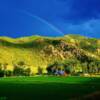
[0,0,100,38]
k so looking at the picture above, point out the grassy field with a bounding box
[0,76,100,100]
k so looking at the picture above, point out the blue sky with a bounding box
[0,0,100,38]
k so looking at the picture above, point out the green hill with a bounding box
[0,34,100,74]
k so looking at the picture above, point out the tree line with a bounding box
[0,59,100,77]
[46,59,100,76]
[0,61,31,77]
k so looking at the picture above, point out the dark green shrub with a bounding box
[5,70,13,77]
[0,70,4,77]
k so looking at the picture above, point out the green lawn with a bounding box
[0,76,100,100]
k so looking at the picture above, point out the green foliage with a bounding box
[13,66,31,76]
[80,41,98,52]
[5,70,13,77]
[13,61,31,76]
[37,67,43,75]
[13,67,24,76]
[0,70,4,77]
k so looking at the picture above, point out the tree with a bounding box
[5,70,13,77]
[63,59,79,74]
[3,63,8,77]
[46,65,53,75]
[82,62,88,74]
[13,66,24,76]
[17,61,25,67]
[88,61,99,74]
[95,60,100,73]
[0,63,11,77]
[24,68,31,76]
[0,70,4,77]
[38,67,43,75]
[13,61,31,76]
[0,63,2,70]
[0,63,8,77]
[46,61,63,75]
[64,65,71,74]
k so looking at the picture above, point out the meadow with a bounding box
[0,76,100,100]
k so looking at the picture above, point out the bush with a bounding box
[13,65,31,76]
[37,67,43,75]
[13,67,25,76]
[5,70,13,77]
[23,68,31,76]
[0,70,4,77]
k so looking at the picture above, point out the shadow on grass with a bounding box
[0,78,100,100]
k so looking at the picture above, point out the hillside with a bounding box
[0,34,100,74]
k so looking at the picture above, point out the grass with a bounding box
[0,76,100,100]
